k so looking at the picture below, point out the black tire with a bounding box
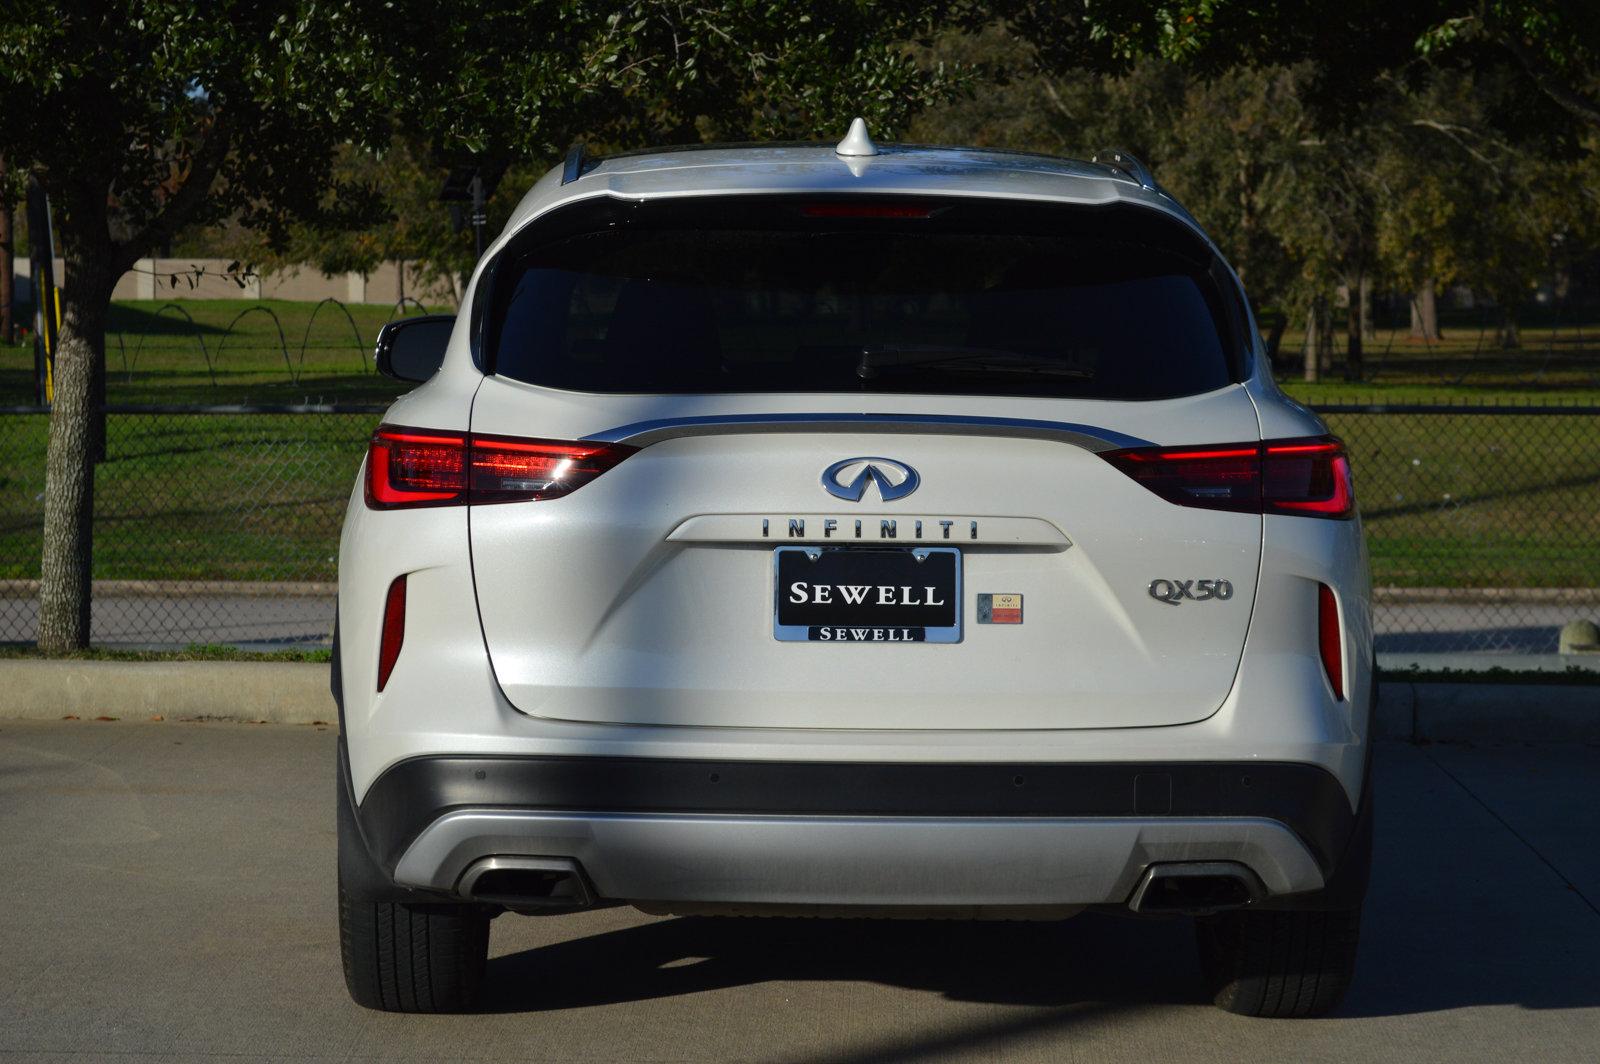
[339,876,491,1012]
[1195,905,1361,1017]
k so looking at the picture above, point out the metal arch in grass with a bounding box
[215,304,295,385]
[386,296,430,322]
[122,302,216,387]
[296,297,369,376]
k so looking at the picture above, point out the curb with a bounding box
[0,660,335,725]
[1374,681,1600,743]
[0,662,1595,742]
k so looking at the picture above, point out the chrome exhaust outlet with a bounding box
[457,856,596,910]
[1127,861,1264,915]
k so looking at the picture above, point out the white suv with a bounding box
[333,124,1373,1017]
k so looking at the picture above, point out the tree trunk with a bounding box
[1358,274,1375,341]
[1409,278,1440,341]
[37,249,114,652]
[1302,300,1329,383]
[0,154,13,345]
[1497,308,1521,349]
[1343,274,1364,382]
[90,319,106,463]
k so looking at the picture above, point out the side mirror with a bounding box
[375,314,455,383]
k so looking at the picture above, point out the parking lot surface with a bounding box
[1,720,1597,1063]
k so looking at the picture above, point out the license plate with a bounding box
[773,547,961,643]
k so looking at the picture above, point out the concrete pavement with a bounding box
[1,721,1597,1062]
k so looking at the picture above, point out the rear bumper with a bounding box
[353,751,1362,909]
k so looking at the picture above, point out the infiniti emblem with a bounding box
[821,457,920,502]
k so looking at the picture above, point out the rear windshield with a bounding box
[487,198,1238,399]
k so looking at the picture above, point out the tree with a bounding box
[205,3,975,290]
[999,1,1600,133]
[1,1,969,650]
[1,2,394,650]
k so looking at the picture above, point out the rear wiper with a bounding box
[855,344,1094,380]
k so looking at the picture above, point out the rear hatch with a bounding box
[466,194,1263,730]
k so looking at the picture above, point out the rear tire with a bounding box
[1195,906,1361,1017]
[339,877,491,1013]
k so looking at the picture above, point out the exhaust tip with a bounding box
[458,856,595,910]
[1128,861,1264,915]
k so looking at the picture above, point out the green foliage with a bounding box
[911,22,1599,330]
[0,1,395,267]
[160,2,979,284]
[1000,1,1600,130]
[390,1,970,161]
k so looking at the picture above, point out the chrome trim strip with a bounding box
[393,810,1326,904]
[581,413,1151,452]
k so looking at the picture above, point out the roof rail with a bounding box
[561,142,592,185]
[1090,149,1156,190]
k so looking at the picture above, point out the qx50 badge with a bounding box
[1149,578,1234,606]
[821,457,920,502]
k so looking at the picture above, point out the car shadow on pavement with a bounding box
[483,909,1207,1015]
[482,888,1600,1021]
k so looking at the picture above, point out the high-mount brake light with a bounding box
[364,425,634,509]
[1101,435,1354,518]
[800,203,935,219]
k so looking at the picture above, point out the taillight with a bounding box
[377,575,406,691]
[364,425,634,509]
[1318,583,1344,700]
[469,433,633,503]
[366,428,466,508]
[1101,435,1354,518]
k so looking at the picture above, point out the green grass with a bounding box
[1322,411,1600,589]
[0,412,370,581]
[1379,665,1600,686]
[0,406,1592,588]
[1272,307,1600,403]
[2,298,448,405]
[0,298,1596,589]
[0,643,331,662]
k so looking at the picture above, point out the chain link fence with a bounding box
[0,407,378,646]
[1,403,1596,655]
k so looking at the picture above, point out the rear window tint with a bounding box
[488,200,1237,399]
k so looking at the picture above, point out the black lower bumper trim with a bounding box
[356,755,1358,879]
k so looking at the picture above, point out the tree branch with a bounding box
[1496,31,1600,128]
[1408,118,1501,172]
[113,115,232,275]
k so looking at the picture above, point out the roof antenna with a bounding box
[835,117,879,158]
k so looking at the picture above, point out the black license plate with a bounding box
[773,547,961,643]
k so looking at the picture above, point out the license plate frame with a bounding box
[772,546,962,644]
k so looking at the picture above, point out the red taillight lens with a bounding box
[1318,583,1344,700]
[377,575,406,692]
[469,433,634,503]
[1100,443,1261,512]
[1263,440,1353,517]
[365,428,466,508]
[1101,435,1354,519]
[364,425,634,509]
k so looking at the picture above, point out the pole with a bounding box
[25,177,59,405]
[0,154,14,345]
